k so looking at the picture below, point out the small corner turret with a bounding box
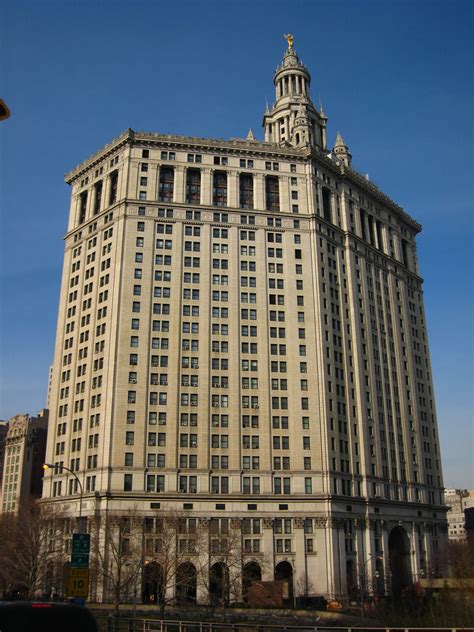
[333,131,352,168]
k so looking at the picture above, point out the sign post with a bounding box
[67,568,90,599]
[68,533,91,598]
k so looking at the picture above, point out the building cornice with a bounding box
[309,148,422,233]
[65,129,421,233]
[65,129,309,184]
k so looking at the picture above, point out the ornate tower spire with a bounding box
[262,36,327,150]
[333,131,352,167]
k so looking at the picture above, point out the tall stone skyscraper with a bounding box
[43,38,446,602]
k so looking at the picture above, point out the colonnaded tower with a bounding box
[43,37,447,603]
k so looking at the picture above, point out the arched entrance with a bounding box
[388,525,412,598]
[142,562,164,604]
[275,561,294,606]
[242,561,262,603]
[176,562,197,604]
[210,562,229,605]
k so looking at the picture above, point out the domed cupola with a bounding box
[274,34,312,103]
[263,35,328,150]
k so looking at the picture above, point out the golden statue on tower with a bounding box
[284,33,294,50]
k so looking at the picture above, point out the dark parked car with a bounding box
[0,601,100,632]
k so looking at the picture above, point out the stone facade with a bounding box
[1,409,48,513]
[444,488,474,542]
[42,40,447,601]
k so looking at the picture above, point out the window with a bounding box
[158,167,174,202]
[242,476,260,494]
[239,173,254,209]
[146,474,165,492]
[124,474,133,491]
[187,154,202,163]
[211,476,229,494]
[273,477,291,494]
[265,176,279,212]
[186,168,201,204]
[213,172,227,207]
[109,171,118,205]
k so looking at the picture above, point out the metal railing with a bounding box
[97,617,473,632]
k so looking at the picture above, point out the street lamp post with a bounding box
[43,463,84,532]
[359,553,382,617]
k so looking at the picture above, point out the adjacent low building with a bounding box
[444,488,474,542]
[0,410,49,513]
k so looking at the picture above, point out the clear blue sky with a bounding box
[1,0,472,488]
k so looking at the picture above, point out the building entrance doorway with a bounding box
[388,525,412,597]
[274,561,293,606]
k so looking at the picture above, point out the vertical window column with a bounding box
[239,174,254,209]
[109,170,119,205]
[158,166,174,202]
[93,181,103,215]
[186,168,201,205]
[212,171,227,207]
[78,190,88,225]
[265,176,280,212]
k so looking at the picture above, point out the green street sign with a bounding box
[72,533,90,554]
[71,552,89,568]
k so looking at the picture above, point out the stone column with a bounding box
[371,218,379,249]
[147,164,158,202]
[173,166,186,204]
[293,517,307,598]
[330,192,337,226]
[128,162,139,202]
[280,176,290,214]
[262,518,275,581]
[339,193,350,232]
[201,168,213,206]
[103,175,111,208]
[227,170,239,209]
[410,521,422,580]
[327,517,345,597]
[314,517,330,595]
[254,174,265,211]
[377,221,387,254]
[380,521,390,594]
